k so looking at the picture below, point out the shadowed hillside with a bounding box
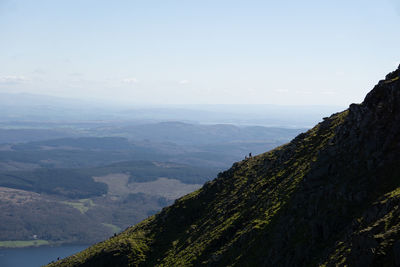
[49,66,400,266]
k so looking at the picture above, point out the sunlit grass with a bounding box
[0,240,49,248]
[62,199,95,214]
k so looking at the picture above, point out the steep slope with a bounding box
[49,66,400,266]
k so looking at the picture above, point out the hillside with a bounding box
[49,66,400,266]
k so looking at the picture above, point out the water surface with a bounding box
[0,245,88,267]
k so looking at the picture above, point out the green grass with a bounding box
[0,240,50,248]
[62,199,95,214]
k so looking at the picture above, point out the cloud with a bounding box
[335,71,345,76]
[295,90,312,94]
[274,89,289,93]
[0,75,28,84]
[122,78,138,84]
[32,69,46,75]
[179,80,189,85]
[321,91,336,95]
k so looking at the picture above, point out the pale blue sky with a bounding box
[0,0,399,105]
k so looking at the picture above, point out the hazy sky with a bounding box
[0,0,399,105]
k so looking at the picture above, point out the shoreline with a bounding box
[0,240,91,249]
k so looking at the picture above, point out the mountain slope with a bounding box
[49,66,400,266]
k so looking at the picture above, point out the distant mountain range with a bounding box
[50,67,400,266]
[0,92,342,127]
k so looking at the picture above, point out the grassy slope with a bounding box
[322,187,400,266]
[48,110,349,266]
[49,69,400,266]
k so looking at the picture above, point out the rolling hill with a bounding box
[0,123,303,247]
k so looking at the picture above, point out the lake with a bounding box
[0,245,89,267]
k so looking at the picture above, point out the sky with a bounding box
[0,0,399,106]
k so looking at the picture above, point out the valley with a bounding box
[0,121,304,247]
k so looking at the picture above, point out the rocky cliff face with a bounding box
[49,66,400,267]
